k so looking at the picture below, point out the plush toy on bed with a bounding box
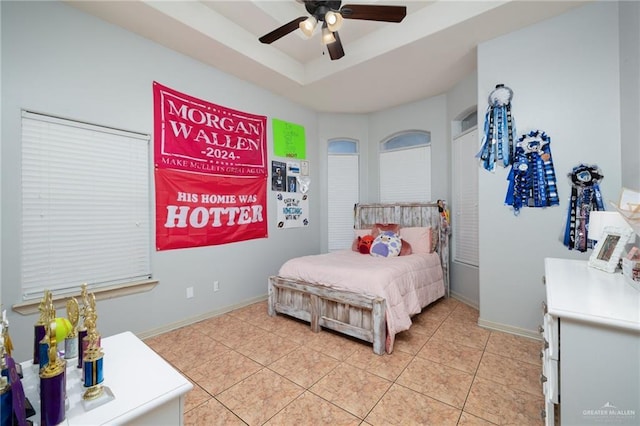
[370,231,402,258]
[356,235,375,254]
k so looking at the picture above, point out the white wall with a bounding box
[1,1,319,360]
[620,1,640,190]
[317,97,449,255]
[368,95,449,202]
[477,1,622,336]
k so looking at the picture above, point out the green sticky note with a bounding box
[273,118,306,159]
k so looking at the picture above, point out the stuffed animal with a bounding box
[357,235,375,254]
[370,231,402,258]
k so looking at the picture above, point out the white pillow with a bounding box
[400,227,433,254]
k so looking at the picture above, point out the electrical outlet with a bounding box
[186,287,194,298]
[213,281,220,292]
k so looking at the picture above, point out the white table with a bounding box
[20,331,192,425]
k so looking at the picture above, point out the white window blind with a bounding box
[379,145,431,203]
[452,128,479,266]
[21,111,151,300]
[328,154,359,251]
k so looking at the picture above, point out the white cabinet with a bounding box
[21,331,192,425]
[542,258,640,426]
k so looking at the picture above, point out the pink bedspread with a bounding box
[277,250,445,352]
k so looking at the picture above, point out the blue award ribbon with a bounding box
[563,164,605,251]
[478,84,516,171]
[505,130,558,215]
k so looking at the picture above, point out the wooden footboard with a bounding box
[268,276,387,355]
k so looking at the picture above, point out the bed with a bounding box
[268,202,450,355]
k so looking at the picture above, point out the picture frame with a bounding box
[588,225,634,273]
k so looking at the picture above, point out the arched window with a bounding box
[328,139,358,154]
[328,138,359,251]
[379,131,431,202]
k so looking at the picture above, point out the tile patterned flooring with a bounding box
[144,297,544,425]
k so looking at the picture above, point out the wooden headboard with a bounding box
[354,202,450,296]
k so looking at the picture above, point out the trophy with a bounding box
[0,336,5,378]
[1,311,13,361]
[0,352,10,426]
[82,293,104,401]
[77,284,89,369]
[6,355,33,426]
[1,310,15,379]
[3,309,23,380]
[64,298,80,361]
[37,292,54,370]
[33,293,49,365]
[2,309,35,426]
[39,312,66,426]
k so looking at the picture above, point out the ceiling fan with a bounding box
[258,1,407,61]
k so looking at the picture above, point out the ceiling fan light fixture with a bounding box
[259,2,407,60]
[299,16,317,38]
[324,10,343,32]
[321,25,336,45]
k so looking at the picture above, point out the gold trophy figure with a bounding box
[77,283,89,369]
[2,308,22,378]
[0,335,6,373]
[2,310,14,358]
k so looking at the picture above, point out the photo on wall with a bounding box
[286,161,300,193]
[271,161,286,192]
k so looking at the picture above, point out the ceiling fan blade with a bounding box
[259,16,307,44]
[340,4,407,23]
[326,31,345,61]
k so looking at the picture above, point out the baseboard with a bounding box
[477,318,541,341]
[136,295,542,343]
[449,291,478,310]
[136,294,268,340]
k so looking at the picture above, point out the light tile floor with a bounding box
[144,297,544,425]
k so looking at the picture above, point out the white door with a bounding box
[452,129,479,266]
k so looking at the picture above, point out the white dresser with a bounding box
[20,331,193,425]
[542,258,640,426]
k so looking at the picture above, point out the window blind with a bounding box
[379,146,431,203]
[327,154,359,251]
[452,129,479,266]
[21,111,151,300]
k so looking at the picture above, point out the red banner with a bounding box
[153,82,267,176]
[155,169,268,251]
